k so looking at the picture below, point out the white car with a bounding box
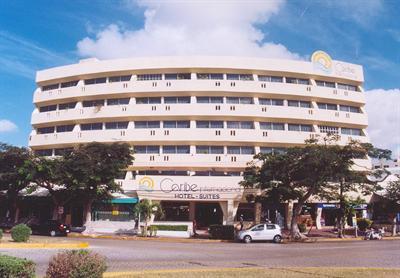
[238,223,282,243]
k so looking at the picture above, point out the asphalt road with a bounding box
[1,238,400,276]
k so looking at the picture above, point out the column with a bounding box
[219,200,239,225]
[316,206,322,230]
[189,201,196,221]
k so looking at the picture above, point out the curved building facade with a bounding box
[30,54,369,228]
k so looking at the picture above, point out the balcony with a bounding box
[33,80,366,105]
[31,103,368,127]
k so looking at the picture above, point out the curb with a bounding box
[309,236,400,242]
[68,233,230,244]
[0,242,89,249]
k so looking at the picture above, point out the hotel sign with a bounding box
[136,175,244,201]
[311,50,360,80]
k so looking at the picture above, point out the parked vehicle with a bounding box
[27,219,70,237]
[364,227,384,240]
[237,223,282,243]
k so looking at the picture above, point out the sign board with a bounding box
[136,175,244,201]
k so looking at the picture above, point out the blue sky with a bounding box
[0,0,399,154]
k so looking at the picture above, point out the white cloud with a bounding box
[0,119,18,133]
[77,0,302,60]
[365,89,400,157]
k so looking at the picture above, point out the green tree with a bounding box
[27,156,72,220]
[134,199,163,237]
[58,142,133,223]
[241,135,377,240]
[0,143,32,222]
[383,175,400,236]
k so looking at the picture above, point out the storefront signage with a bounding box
[137,175,244,201]
[311,50,359,79]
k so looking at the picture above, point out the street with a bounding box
[1,238,400,276]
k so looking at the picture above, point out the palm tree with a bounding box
[134,199,163,237]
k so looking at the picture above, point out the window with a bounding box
[258,75,283,82]
[259,98,284,106]
[317,103,337,110]
[105,121,129,130]
[84,77,107,85]
[58,102,76,110]
[319,125,339,134]
[196,73,223,80]
[227,146,254,155]
[315,80,336,88]
[259,147,286,154]
[60,80,79,88]
[226,97,254,104]
[164,96,191,104]
[196,146,224,154]
[56,125,74,133]
[82,99,105,107]
[341,128,363,136]
[165,73,191,80]
[227,121,254,129]
[81,123,103,131]
[54,148,73,156]
[196,121,224,128]
[196,96,223,103]
[286,77,309,85]
[226,74,253,81]
[163,121,190,128]
[337,83,357,91]
[134,146,160,154]
[288,100,311,108]
[135,121,160,129]
[35,149,53,156]
[137,74,162,81]
[108,75,131,82]
[37,126,55,134]
[42,84,59,91]
[251,224,265,231]
[135,97,161,104]
[107,98,130,105]
[288,124,312,132]
[163,145,190,154]
[39,105,57,113]
[340,105,360,113]
[259,122,285,130]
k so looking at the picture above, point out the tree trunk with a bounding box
[290,191,313,241]
[84,200,94,224]
[7,192,18,223]
[338,180,345,238]
[143,220,148,237]
[392,216,397,237]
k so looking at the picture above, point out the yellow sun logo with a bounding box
[311,50,333,74]
[138,176,155,192]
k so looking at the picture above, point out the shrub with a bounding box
[150,225,188,231]
[46,250,107,278]
[11,224,31,242]
[209,225,234,240]
[357,218,372,231]
[298,223,307,233]
[0,254,35,278]
[0,228,3,241]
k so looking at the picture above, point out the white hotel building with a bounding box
[29,53,370,229]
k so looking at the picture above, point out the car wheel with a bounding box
[243,235,252,243]
[50,230,56,237]
[273,235,282,243]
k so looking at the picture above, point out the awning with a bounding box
[110,197,138,204]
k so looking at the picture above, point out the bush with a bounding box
[46,250,107,278]
[0,254,35,278]
[209,225,234,240]
[150,225,188,231]
[298,223,307,233]
[357,218,372,231]
[0,228,3,241]
[11,224,31,242]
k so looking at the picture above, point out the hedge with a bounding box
[209,225,234,240]
[150,225,188,231]
[0,255,35,278]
